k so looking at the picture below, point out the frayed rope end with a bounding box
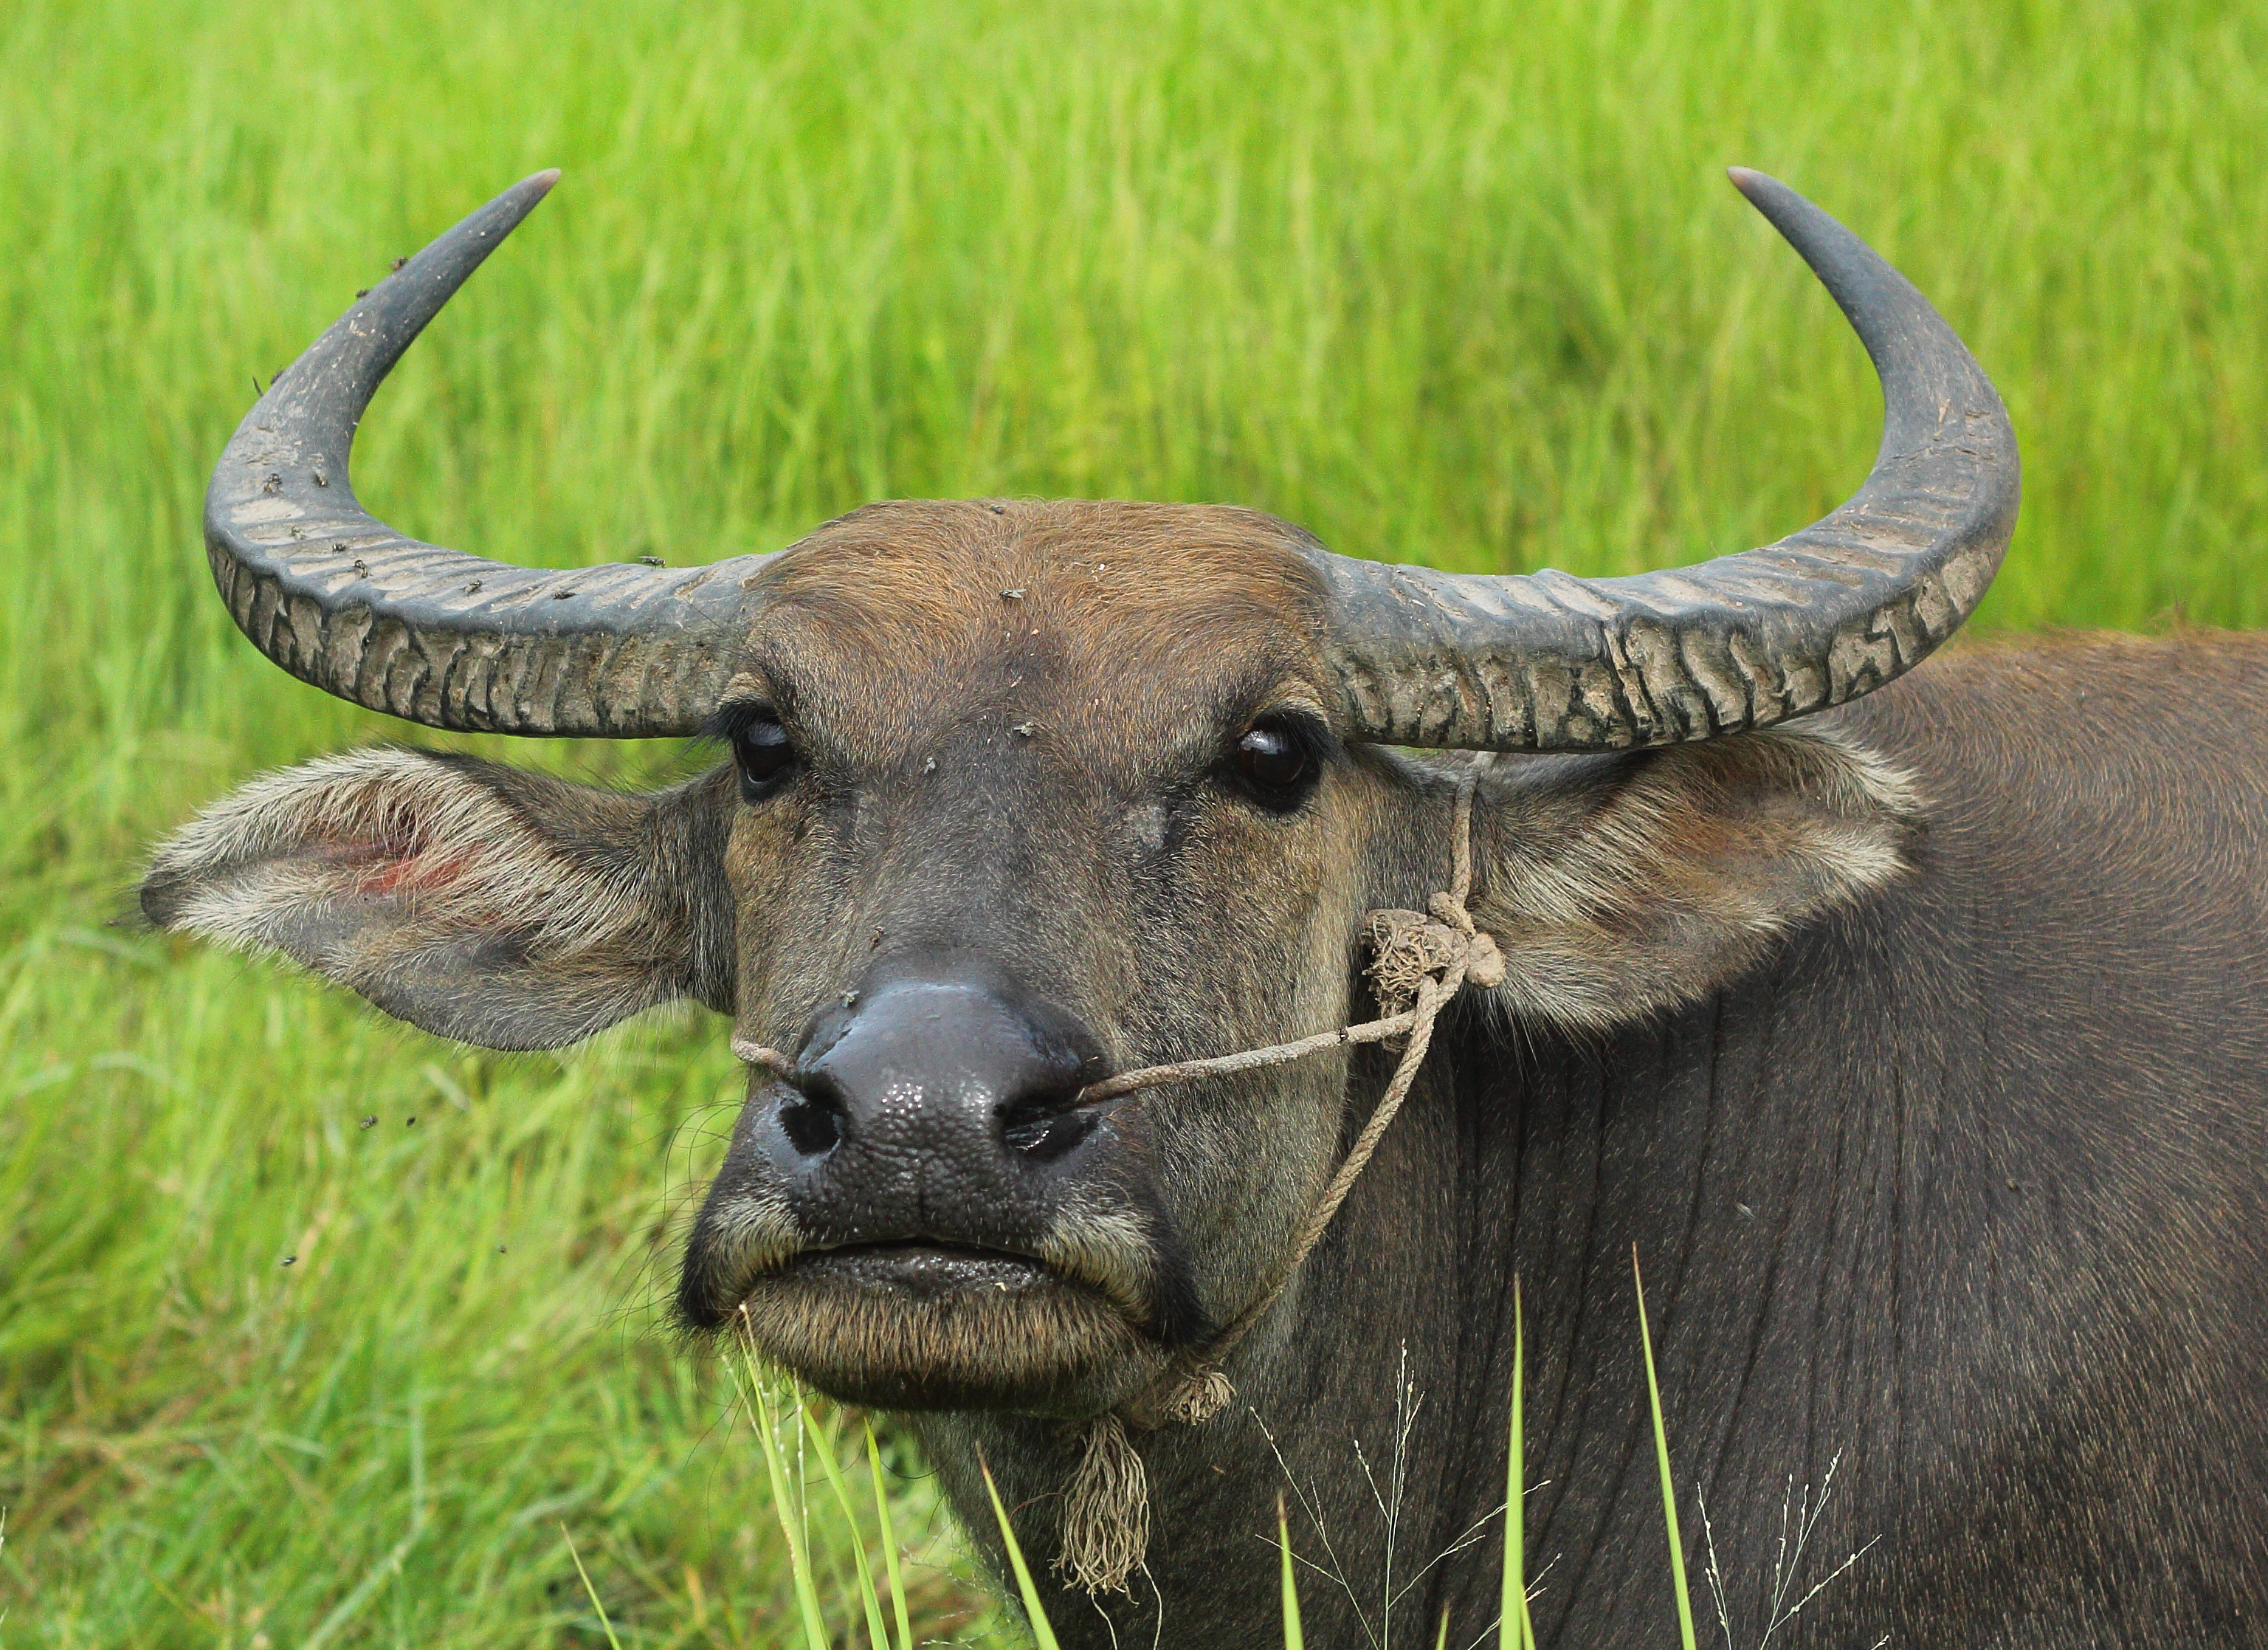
[1056,1414,1151,1595]
[1055,1369,1233,1595]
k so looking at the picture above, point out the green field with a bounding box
[4,0,2264,1642]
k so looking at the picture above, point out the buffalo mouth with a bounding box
[785,1239,1060,1294]
[705,1235,1172,1415]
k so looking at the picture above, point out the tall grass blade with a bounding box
[1279,1493,1306,1650]
[1633,1247,1698,1650]
[805,1402,893,1650]
[979,1453,1063,1650]
[1501,1276,1536,1650]
[559,1524,626,1650]
[866,1422,917,1650]
[732,1347,833,1650]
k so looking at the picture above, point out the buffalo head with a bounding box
[141,170,2013,1428]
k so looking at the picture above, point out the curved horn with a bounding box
[204,172,760,735]
[1309,168,2020,750]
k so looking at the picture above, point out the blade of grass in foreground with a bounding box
[980,1453,1064,1650]
[866,1422,917,1650]
[1279,1493,1306,1650]
[559,1524,626,1650]
[732,1347,833,1650]
[805,1403,894,1650]
[1633,1248,1699,1650]
[1501,1276,1537,1650]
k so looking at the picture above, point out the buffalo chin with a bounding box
[731,1245,1166,1414]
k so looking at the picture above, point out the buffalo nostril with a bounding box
[779,1070,846,1158]
[781,1100,841,1157]
[999,1091,1101,1164]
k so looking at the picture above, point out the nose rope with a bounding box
[1052,752,1500,1594]
[726,753,1502,1598]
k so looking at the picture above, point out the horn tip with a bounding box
[509,168,562,212]
[1725,168,1826,249]
[1725,165,1782,204]
[483,168,561,237]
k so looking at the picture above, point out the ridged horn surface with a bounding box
[203,171,762,736]
[1306,168,2020,751]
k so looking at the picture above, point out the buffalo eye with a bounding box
[732,715,797,798]
[1235,720,1309,796]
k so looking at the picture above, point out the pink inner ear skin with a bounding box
[354,850,471,898]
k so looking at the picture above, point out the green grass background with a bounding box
[3,0,2264,1642]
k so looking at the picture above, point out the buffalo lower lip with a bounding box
[730,1239,1166,1417]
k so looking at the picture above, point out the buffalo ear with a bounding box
[140,747,735,1051]
[1469,723,1923,1031]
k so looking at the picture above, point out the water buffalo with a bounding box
[142,171,2268,1646]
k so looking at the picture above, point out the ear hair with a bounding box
[1470,723,1924,1031]
[142,746,728,1049]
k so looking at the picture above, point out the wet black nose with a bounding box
[772,980,1107,1182]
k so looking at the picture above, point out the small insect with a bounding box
[842,989,860,1008]
[1000,587,1026,601]
[390,255,408,272]
[359,1115,376,1130]
[405,1116,418,1127]
[261,472,282,495]
[280,1256,297,1267]
[987,501,1006,515]
[497,1245,508,1254]
[869,927,885,949]
[1737,1203,1756,1220]
[636,554,665,567]
[1010,721,1038,738]
[355,288,370,298]
[551,588,576,600]
[352,559,368,577]
[465,579,482,594]
[923,757,938,774]
[313,470,328,487]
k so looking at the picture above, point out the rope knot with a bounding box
[1363,886,1503,1022]
[1464,928,1506,989]
[1157,1366,1234,1426]
[1365,907,1469,1020]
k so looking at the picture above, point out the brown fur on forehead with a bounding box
[740,500,1333,735]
